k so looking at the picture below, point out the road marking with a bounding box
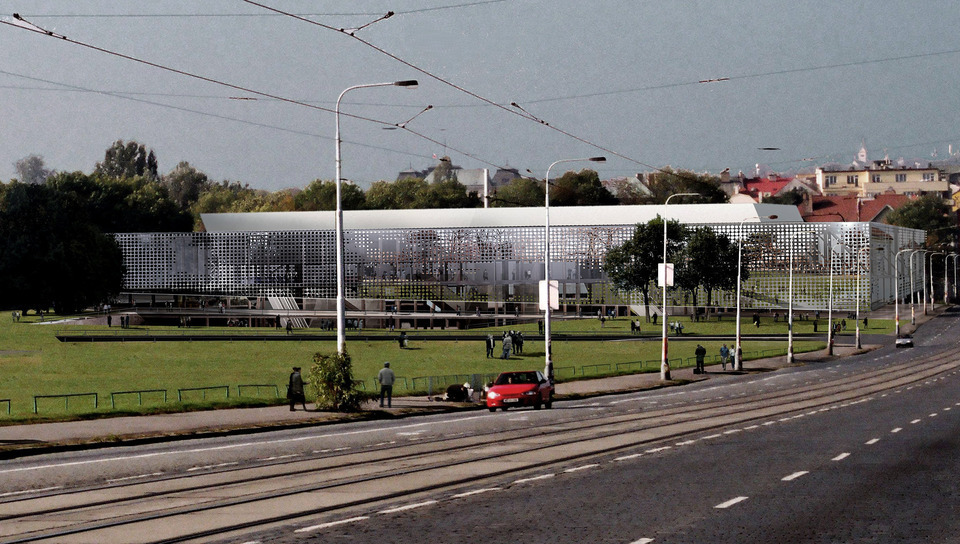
[782,471,809,481]
[911,419,922,424]
[715,496,749,509]
[891,428,902,433]
[945,407,952,411]
[513,474,555,485]
[379,500,438,514]
[744,425,760,430]
[615,453,644,461]
[629,539,655,544]
[187,462,238,472]
[295,516,369,532]
[106,472,164,483]
[0,486,63,498]
[452,488,500,498]
[832,453,850,461]
[703,434,723,440]
[930,413,939,418]
[565,464,599,473]
[676,439,697,446]
[645,446,672,454]
[723,429,742,435]
[866,438,880,445]
[258,454,300,461]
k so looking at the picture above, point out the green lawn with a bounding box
[0,309,879,420]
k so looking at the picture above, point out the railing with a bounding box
[34,393,98,413]
[237,384,280,398]
[177,386,229,402]
[110,389,168,408]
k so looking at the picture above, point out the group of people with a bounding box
[694,343,741,373]
[486,330,524,359]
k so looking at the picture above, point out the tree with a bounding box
[603,217,688,321]
[94,140,159,180]
[491,177,544,207]
[643,168,728,204]
[674,227,741,309]
[14,154,53,185]
[885,195,957,249]
[309,350,364,412]
[295,179,366,211]
[0,181,124,314]
[431,156,455,183]
[419,179,481,209]
[551,169,618,206]
[163,161,210,210]
[365,178,428,209]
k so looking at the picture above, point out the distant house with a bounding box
[800,193,912,223]
[815,159,947,199]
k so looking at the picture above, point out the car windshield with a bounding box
[495,372,538,385]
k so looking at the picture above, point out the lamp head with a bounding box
[394,80,418,88]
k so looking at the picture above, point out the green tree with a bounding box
[0,181,124,314]
[643,168,728,204]
[551,169,618,206]
[163,161,211,210]
[418,179,481,209]
[674,227,741,309]
[885,195,956,248]
[365,178,428,209]
[491,177,544,207]
[604,217,688,321]
[309,350,364,412]
[295,180,367,211]
[14,154,54,185]
[95,140,159,180]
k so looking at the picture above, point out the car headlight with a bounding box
[523,390,537,396]
[487,391,500,399]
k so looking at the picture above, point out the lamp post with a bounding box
[854,245,882,350]
[942,253,950,305]
[786,230,817,364]
[825,238,848,357]
[335,79,418,354]
[949,253,959,303]
[542,156,605,385]
[910,250,927,324]
[894,249,916,337]
[660,192,699,380]
[929,252,944,312]
[734,214,777,371]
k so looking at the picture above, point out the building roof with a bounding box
[201,203,802,232]
[800,194,912,223]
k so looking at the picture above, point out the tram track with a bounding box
[2,345,959,544]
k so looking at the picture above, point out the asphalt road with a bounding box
[2,311,958,543]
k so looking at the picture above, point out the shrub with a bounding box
[309,350,364,412]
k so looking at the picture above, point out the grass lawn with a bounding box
[0,309,881,421]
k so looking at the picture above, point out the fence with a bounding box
[34,393,98,414]
[110,389,168,408]
[177,385,230,402]
[238,384,280,398]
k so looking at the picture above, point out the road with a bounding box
[1,311,958,543]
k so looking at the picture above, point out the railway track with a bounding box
[2,343,958,543]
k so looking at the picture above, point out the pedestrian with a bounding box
[516,332,524,354]
[652,313,657,325]
[538,319,544,335]
[398,331,408,349]
[695,344,707,374]
[753,312,760,328]
[677,322,684,336]
[720,344,730,371]
[863,317,868,329]
[378,362,395,408]
[275,315,281,330]
[841,319,847,331]
[286,320,293,334]
[813,319,818,332]
[107,314,112,327]
[486,334,495,358]
[501,333,513,359]
[287,366,307,411]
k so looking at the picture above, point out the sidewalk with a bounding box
[0,341,870,456]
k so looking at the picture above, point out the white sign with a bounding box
[658,263,674,287]
[539,280,560,310]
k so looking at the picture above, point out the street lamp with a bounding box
[335,79,418,354]
[894,249,917,337]
[910,250,927,324]
[786,230,818,364]
[824,237,849,357]
[734,214,777,371]
[854,245,882,350]
[660,192,699,381]
[949,253,959,303]
[542,156,605,385]
[929,252,944,312]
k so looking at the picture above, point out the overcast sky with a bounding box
[2,1,959,191]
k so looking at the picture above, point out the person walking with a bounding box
[695,344,707,374]
[501,333,513,359]
[720,344,730,371]
[377,362,395,408]
[287,366,307,411]
[485,334,495,358]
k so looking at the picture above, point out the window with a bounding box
[872,174,882,183]
[922,172,935,182]
[896,173,907,182]
[846,175,859,186]
[825,175,837,186]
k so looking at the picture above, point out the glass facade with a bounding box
[114,220,924,313]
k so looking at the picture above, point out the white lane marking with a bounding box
[702,434,723,440]
[379,500,438,514]
[945,407,952,411]
[723,429,742,435]
[930,413,939,418]
[565,464,599,473]
[295,516,369,533]
[0,414,493,476]
[866,438,880,445]
[629,539,655,544]
[187,462,238,472]
[645,446,672,454]
[451,488,500,498]
[615,453,644,461]
[0,486,63,498]
[106,472,164,483]
[676,440,697,446]
[782,471,809,481]
[891,428,902,433]
[513,473,555,485]
[911,419,922,424]
[832,453,850,461]
[744,425,760,430]
[258,454,300,461]
[715,496,749,509]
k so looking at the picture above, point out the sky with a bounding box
[2,1,960,191]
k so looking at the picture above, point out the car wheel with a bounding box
[488,407,496,412]
[500,406,509,412]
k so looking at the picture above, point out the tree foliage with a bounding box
[551,169,618,206]
[491,177,544,207]
[309,350,365,412]
[642,168,728,204]
[674,227,742,307]
[163,161,211,209]
[14,154,54,185]
[95,140,159,181]
[295,180,367,211]
[885,195,956,249]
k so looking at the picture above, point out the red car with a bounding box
[485,370,554,412]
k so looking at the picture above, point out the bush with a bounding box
[309,350,364,412]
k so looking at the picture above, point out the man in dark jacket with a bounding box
[287,366,307,411]
[695,344,707,374]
